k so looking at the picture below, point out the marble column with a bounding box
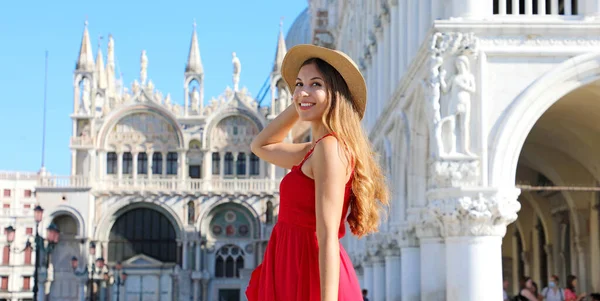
[419,236,446,301]
[373,255,385,301]
[400,243,420,301]
[384,247,401,301]
[363,259,374,300]
[434,189,520,301]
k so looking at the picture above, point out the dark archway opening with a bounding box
[108,208,177,263]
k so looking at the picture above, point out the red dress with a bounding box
[245,134,362,301]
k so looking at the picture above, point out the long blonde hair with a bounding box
[302,58,390,238]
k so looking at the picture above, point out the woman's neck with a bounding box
[310,122,329,141]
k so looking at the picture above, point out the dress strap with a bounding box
[298,133,335,167]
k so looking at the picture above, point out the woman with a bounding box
[245,44,389,301]
[564,275,586,301]
[516,277,539,301]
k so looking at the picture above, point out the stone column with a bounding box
[384,247,401,301]
[390,0,399,87]
[363,259,374,300]
[427,188,520,301]
[117,151,123,181]
[418,234,446,301]
[544,244,554,277]
[182,239,188,270]
[372,255,385,301]
[132,152,138,182]
[179,150,187,180]
[400,241,420,301]
[219,152,225,178]
[71,149,77,175]
[162,152,168,177]
[203,151,212,180]
[195,242,202,271]
[574,238,588,293]
[147,151,154,180]
[193,279,200,301]
[245,152,250,177]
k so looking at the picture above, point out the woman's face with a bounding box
[293,63,329,122]
[525,279,533,289]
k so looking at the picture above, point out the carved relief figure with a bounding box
[232,52,241,91]
[439,55,476,156]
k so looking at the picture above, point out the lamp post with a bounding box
[112,261,127,301]
[5,205,60,301]
[71,242,110,301]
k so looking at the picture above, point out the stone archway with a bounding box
[49,214,81,301]
[493,53,600,294]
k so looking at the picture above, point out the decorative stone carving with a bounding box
[426,188,521,237]
[190,87,200,113]
[424,32,479,159]
[107,112,179,150]
[80,78,92,115]
[140,50,148,85]
[232,52,241,92]
[429,159,480,189]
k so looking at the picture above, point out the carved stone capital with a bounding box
[426,188,521,237]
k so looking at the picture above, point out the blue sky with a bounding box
[0,0,307,175]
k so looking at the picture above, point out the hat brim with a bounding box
[281,44,367,120]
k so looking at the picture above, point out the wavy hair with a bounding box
[302,58,390,237]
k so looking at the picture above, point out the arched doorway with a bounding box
[202,202,259,301]
[495,55,600,294]
[108,207,178,301]
[49,214,80,301]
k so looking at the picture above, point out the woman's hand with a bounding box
[250,104,311,169]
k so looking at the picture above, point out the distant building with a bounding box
[0,13,309,301]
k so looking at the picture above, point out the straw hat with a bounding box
[281,44,367,120]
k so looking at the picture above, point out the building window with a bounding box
[2,204,9,209]
[236,153,246,176]
[152,153,162,175]
[22,276,30,290]
[2,246,9,265]
[3,189,10,197]
[137,153,148,175]
[24,246,32,265]
[122,152,133,174]
[23,190,32,198]
[250,153,260,175]
[107,152,117,174]
[212,153,220,175]
[215,245,245,278]
[166,152,178,175]
[1,276,8,291]
[224,152,234,175]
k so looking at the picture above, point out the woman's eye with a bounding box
[312,82,321,87]
[295,82,303,87]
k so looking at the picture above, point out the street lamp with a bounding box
[112,261,127,301]
[5,205,60,301]
[71,242,109,301]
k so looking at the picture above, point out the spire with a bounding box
[185,20,203,74]
[272,18,287,73]
[76,20,95,72]
[106,34,116,96]
[96,37,107,89]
